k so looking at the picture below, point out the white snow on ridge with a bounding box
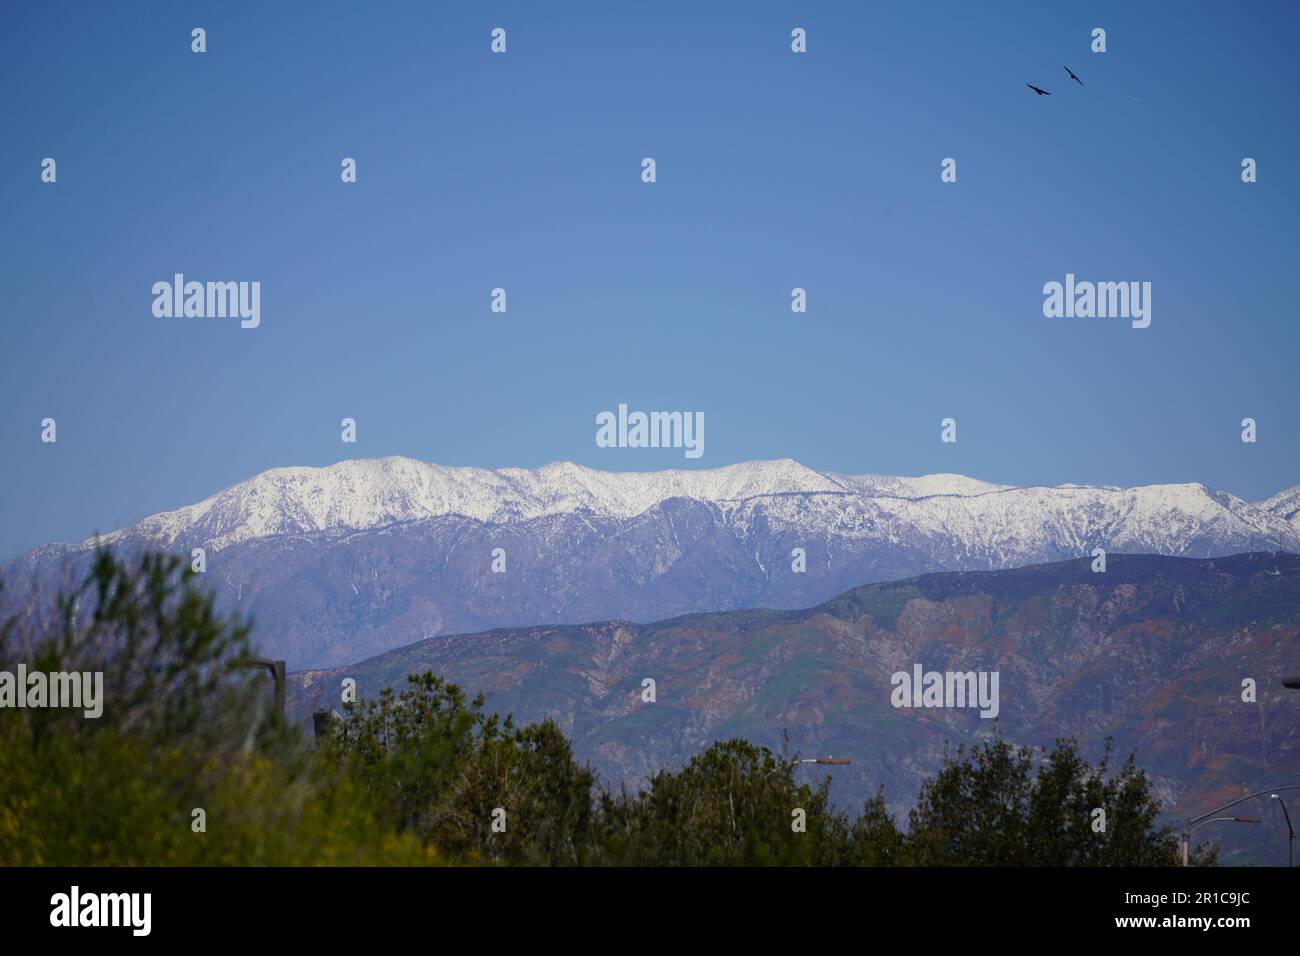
[1262,485,1300,529]
[829,472,1013,500]
[91,457,846,549]
[82,457,1300,554]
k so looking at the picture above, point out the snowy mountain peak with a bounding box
[89,457,849,550]
[74,456,1300,557]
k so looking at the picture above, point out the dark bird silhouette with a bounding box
[1064,66,1082,85]
[1027,83,1051,96]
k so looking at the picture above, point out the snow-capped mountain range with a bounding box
[78,457,1300,554]
[88,458,1015,551]
[6,457,1299,668]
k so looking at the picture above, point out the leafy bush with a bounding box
[324,673,594,864]
[0,550,431,865]
[905,736,1217,866]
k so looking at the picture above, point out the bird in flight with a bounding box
[1064,66,1082,85]
[1027,83,1051,96]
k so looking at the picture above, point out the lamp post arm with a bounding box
[1187,785,1300,827]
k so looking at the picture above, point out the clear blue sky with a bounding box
[2,1,1298,560]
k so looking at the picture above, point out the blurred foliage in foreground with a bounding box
[0,551,1214,866]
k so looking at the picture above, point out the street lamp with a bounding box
[229,656,286,720]
[1180,785,1300,866]
[1272,794,1295,867]
[1180,817,1259,866]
